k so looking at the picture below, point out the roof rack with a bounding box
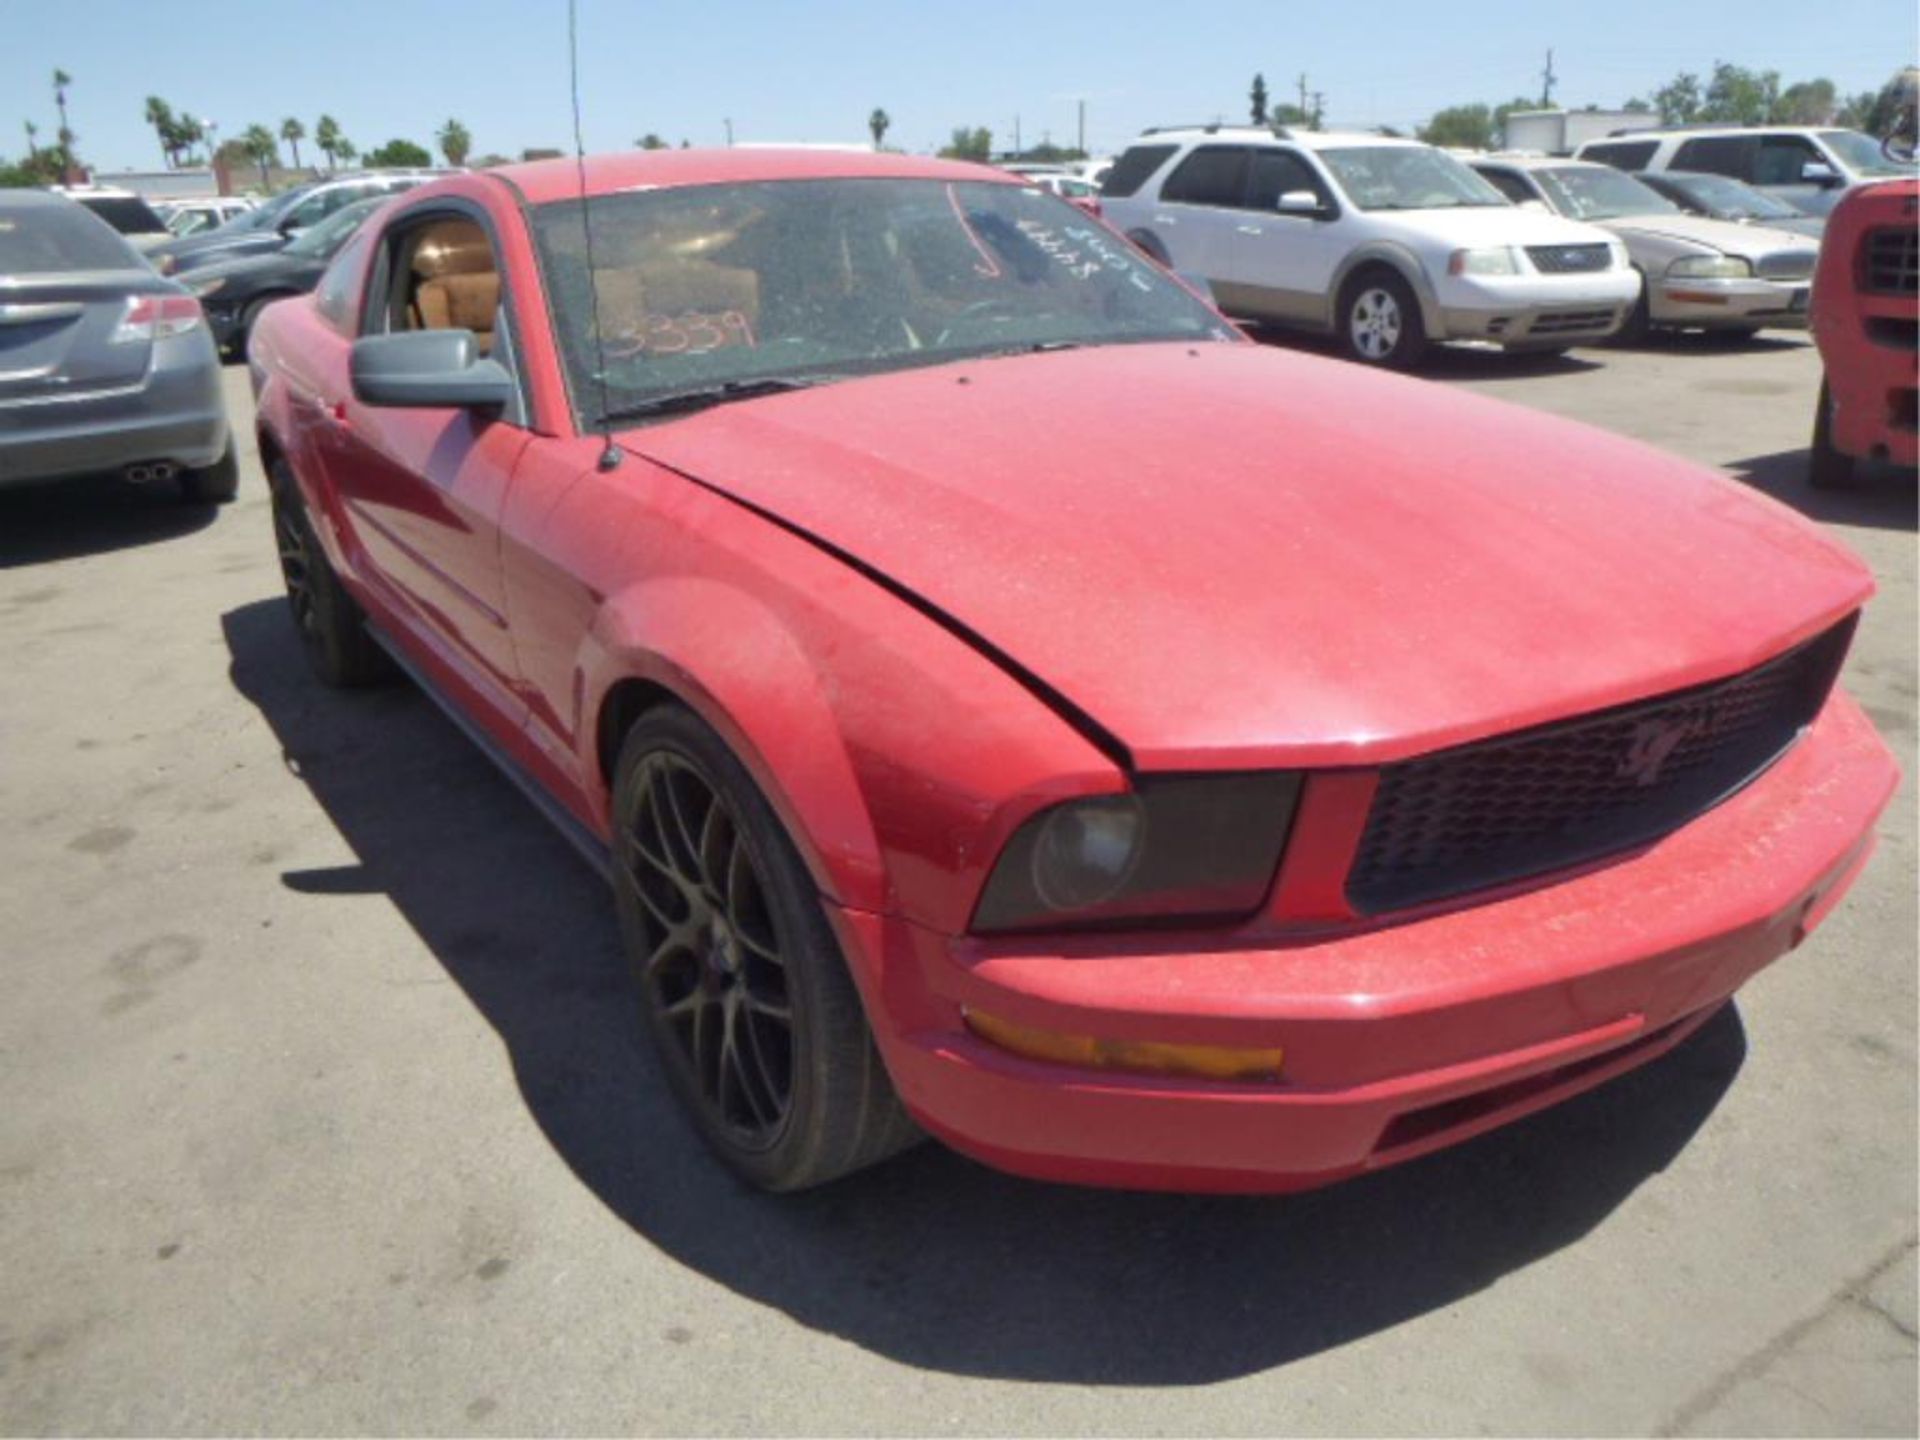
[1139,122,1278,137]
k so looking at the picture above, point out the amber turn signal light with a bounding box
[963,1007,1285,1083]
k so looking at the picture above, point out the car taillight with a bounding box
[109,294,203,344]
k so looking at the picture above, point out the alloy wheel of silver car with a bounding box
[1350,287,1403,361]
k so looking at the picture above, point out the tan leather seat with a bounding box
[416,273,500,352]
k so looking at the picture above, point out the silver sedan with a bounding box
[0,190,234,502]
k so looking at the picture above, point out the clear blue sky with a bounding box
[5,0,1914,173]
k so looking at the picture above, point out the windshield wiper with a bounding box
[598,375,832,424]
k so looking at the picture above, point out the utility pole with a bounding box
[723,117,734,146]
[1540,48,1557,108]
[1077,98,1085,155]
[1297,73,1310,115]
[1013,114,1022,155]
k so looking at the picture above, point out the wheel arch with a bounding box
[1327,244,1442,335]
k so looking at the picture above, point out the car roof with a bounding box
[1588,125,1835,143]
[1135,126,1426,152]
[1478,155,1607,171]
[481,147,1017,205]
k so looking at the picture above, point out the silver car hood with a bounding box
[1602,212,1815,259]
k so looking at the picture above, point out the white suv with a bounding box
[1099,127,1639,367]
[1576,127,1915,217]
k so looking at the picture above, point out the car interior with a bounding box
[393,217,502,353]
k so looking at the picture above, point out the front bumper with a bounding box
[1435,269,1640,347]
[0,331,228,488]
[1652,275,1811,330]
[837,693,1897,1192]
[1814,301,1919,468]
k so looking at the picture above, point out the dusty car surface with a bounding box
[1808,176,1918,486]
[1,189,235,502]
[248,148,1898,1193]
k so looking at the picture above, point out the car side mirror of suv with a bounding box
[350,330,515,412]
[1800,161,1841,187]
[1276,190,1326,218]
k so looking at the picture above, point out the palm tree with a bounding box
[334,137,358,166]
[51,69,71,139]
[280,116,306,170]
[177,115,205,166]
[869,107,891,147]
[23,119,38,157]
[240,123,278,188]
[435,117,472,167]
[315,114,342,170]
[144,96,175,167]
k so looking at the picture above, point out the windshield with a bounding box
[221,190,304,234]
[1818,129,1916,179]
[1537,166,1679,221]
[1317,146,1508,211]
[1661,172,1802,220]
[75,195,166,234]
[285,198,380,257]
[532,177,1234,425]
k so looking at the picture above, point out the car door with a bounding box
[1752,134,1844,216]
[1144,145,1250,290]
[1229,147,1348,326]
[325,200,529,712]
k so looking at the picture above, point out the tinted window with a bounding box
[0,201,140,271]
[1581,140,1658,171]
[1672,136,1753,180]
[1246,149,1329,209]
[1100,144,1177,198]
[1160,146,1252,207]
[1476,167,1537,204]
[1753,134,1821,185]
[74,195,166,233]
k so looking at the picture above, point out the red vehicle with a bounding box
[1809,177,1918,487]
[250,150,1898,1193]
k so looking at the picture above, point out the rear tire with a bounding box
[1809,378,1854,491]
[268,459,389,686]
[610,704,919,1191]
[1611,274,1652,345]
[1338,269,1427,369]
[177,443,240,504]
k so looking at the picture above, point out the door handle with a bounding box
[1152,214,1177,226]
[1236,224,1265,235]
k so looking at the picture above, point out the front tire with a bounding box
[1809,378,1854,490]
[1339,270,1427,369]
[178,442,240,504]
[269,459,388,686]
[611,705,918,1191]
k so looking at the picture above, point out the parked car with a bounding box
[0,190,235,502]
[1101,127,1638,367]
[1472,157,1819,339]
[184,195,385,357]
[250,149,1895,1195]
[50,185,174,254]
[1575,126,1916,216]
[157,196,257,238]
[150,171,436,276]
[1634,171,1826,241]
[1808,178,1918,486]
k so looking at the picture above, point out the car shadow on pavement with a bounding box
[1726,449,1919,533]
[1241,324,1605,380]
[222,597,1749,1386]
[0,473,219,568]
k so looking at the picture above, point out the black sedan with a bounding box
[180,197,383,357]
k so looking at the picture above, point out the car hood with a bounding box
[184,250,319,289]
[622,342,1869,770]
[1603,212,1816,259]
[1367,205,1614,250]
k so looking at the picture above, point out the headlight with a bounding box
[1449,247,1522,277]
[187,276,226,298]
[1667,254,1752,279]
[971,774,1301,932]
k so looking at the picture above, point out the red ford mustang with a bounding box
[249,149,1898,1192]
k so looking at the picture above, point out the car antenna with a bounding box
[568,0,621,471]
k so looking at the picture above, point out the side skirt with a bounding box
[368,627,613,882]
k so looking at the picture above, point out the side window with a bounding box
[1160,146,1252,208]
[1100,143,1178,198]
[374,213,506,355]
[1753,135,1821,185]
[1672,137,1752,181]
[314,231,373,334]
[1246,149,1330,210]
[1583,140,1657,171]
[285,191,331,228]
[1477,167,1537,204]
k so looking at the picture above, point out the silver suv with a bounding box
[1575,126,1915,216]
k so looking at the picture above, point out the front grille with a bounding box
[1530,308,1619,335]
[1863,226,1918,295]
[1527,243,1614,275]
[1347,619,1854,913]
[1756,250,1816,282]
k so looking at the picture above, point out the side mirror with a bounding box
[276,215,303,236]
[1800,160,1840,187]
[1276,189,1325,217]
[350,331,515,412]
